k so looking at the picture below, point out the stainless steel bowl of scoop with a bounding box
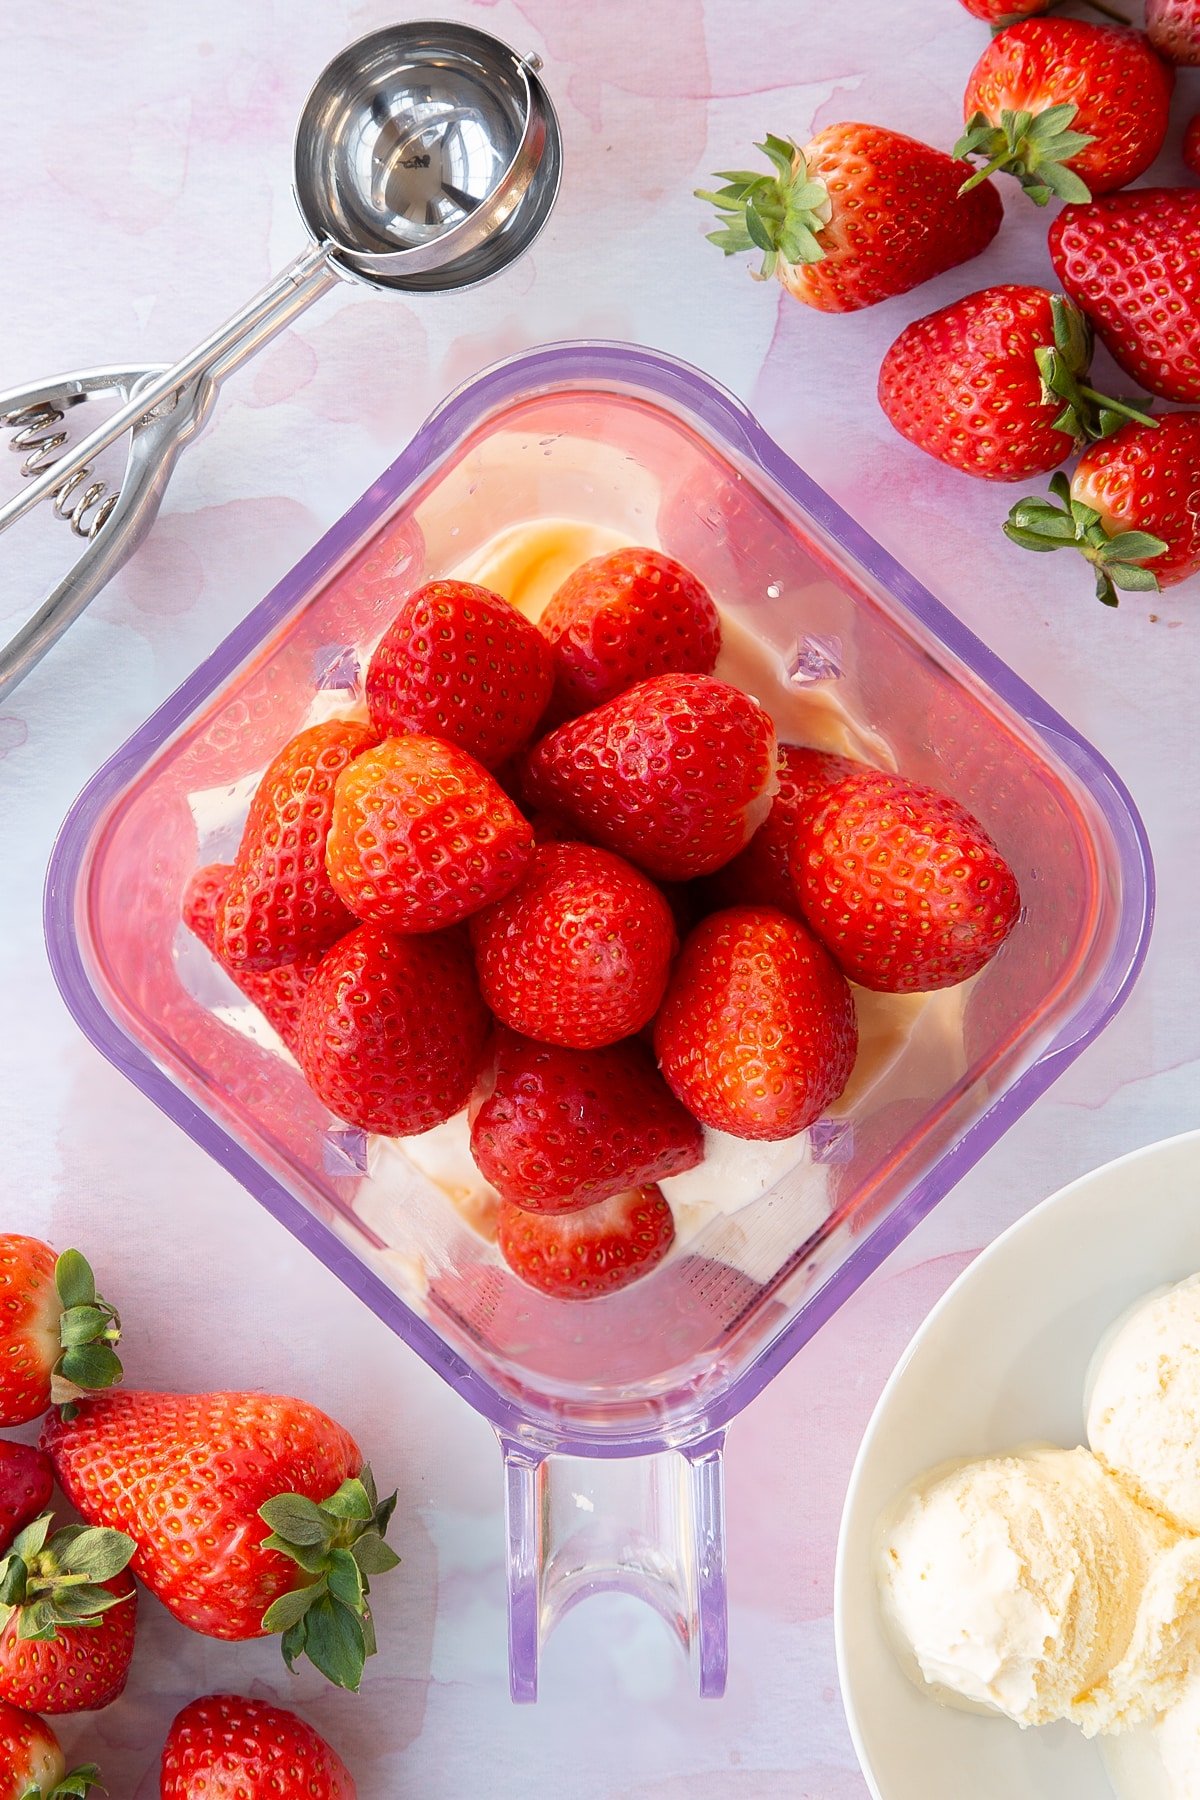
[0,21,562,699]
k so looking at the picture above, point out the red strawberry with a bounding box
[0,1700,102,1799]
[160,1694,356,1799]
[325,736,533,932]
[365,579,553,768]
[792,771,1021,990]
[1148,0,1200,64]
[523,674,777,882]
[497,1186,676,1298]
[183,863,319,1056]
[0,1514,137,1715]
[878,286,1151,482]
[654,907,856,1141]
[957,20,1173,204]
[469,841,676,1048]
[0,1446,53,1555]
[1188,114,1200,178]
[218,720,376,971]
[0,1242,122,1428]
[44,1393,400,1692]
[1004,414,1200,603]
[537,548,721,718]
[1050,190,1200,402]
[469,1031,703,1211]
[697,125,1002,313]
[299,923,491,1135]
[958,0,1047,19]
[703,745,863,913]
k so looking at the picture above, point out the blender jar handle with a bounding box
[500,1431,728,1702]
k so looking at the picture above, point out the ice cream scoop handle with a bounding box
[500,1431,728,1702]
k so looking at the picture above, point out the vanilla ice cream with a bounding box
[1105,1663,1200,1798]
[877,1446,1200,1735]
[1089,1276,1200,1534]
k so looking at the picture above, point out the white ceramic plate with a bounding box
[835,1129,1200,1800]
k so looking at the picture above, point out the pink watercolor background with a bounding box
[0,1,1198,1793]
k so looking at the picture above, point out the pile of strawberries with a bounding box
[0,1234,391,1796]
[186,549,1021,1302]
[699,0,1200,608]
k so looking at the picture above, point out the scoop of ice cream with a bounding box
[1088,1276,1200,1534]
[878,1446,1179,1730]
[1105,1664,1200,1798]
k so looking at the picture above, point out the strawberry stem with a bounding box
[258,1464,401,1692]
[695,134,832,279]
[50,1251,124,1421]
[0,1515,135,1643]
[1003,470,1168,606]
[955,104,1094,206]
[1034,297,1158,445]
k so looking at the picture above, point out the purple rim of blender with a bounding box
[43,341,1155,1460]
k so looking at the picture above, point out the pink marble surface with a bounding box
[0,2,1197,1792]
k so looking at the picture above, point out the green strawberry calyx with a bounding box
[955,103,1095,206]
[50,1250,124,1422]
[33,1769,106,1800]
[259,1464,401,1693]
[0,1514,135,1642]
[1004,470,1168,606]
[695,134,832,279]
[1035,296,1157,445]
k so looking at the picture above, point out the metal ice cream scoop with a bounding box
[0,21,561,701]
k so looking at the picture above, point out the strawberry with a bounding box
[0,1446,53,1556]
[878,286,1152,482]
[791,770,1021,990]
[697,126,1002,313]
[218,720,376,971]
[1148,0,1200,64]
[1004,414,1200,604]
[183,863,319,1056]
[958,0,1047,18]
[537,548,721,718]
[654,907,857,1141]
[497,1186,675,1298]
[522,674,778,882]
[704,745,864,913]
[0,1700,101,1798]
[956,20,1173,205]
[1188,114,1200,178]
[0,1514,136,1715]
[299,923,491,1135]
[365,579,554,768]
[44,1393,400,1692]
[160,1694,356,1799]
[469,841,676,1048]
[469,1031,703,1211]
[1050,189,1200,402]
[0,1243,122,1429]
[325,736,534,933]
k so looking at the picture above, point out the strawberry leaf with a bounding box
[55,1251,95,1311]
[262,1581,323,1634]
[51,1771,106,1799]
[328,1547,365,1612]
[50,1251,123,1417]
[56,1527,136,1584]
[1004,474,1168,605]
[696,135,831,278]
[260,1494,332,1546]
[319,1477,374,1523]
[258,1465,401,1689]
[304,1593,367,1692]
[955,103,1096,207]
